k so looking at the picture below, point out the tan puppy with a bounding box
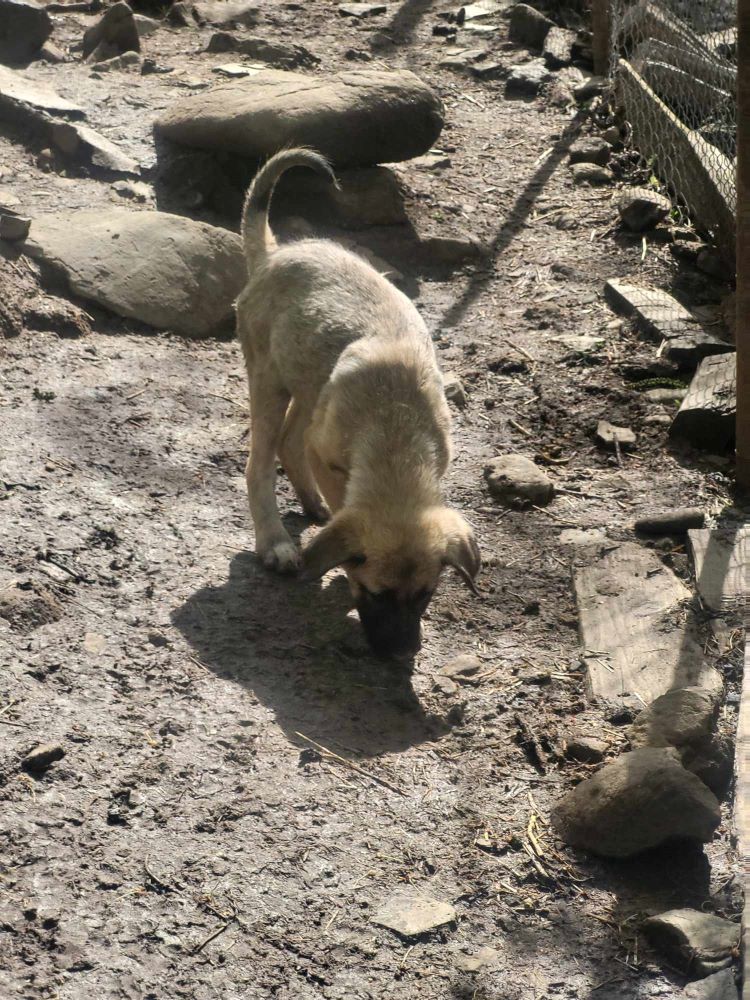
[236,148,480,660]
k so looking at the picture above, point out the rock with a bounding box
[441,653,481,680]
[411,152,451,171]
[0,213,30,240]
[508,4,553,49]
[643,909,739,977]
[505,59,549,96]
[596,420,636,449]
[439,48,489,73]
[455,946,500,972]
[272,165,407,229]
[631,688,719,750]
[670,353,736,450]
[0,64,84,118]
[50,121,140,176]
[552,748,721,858]
[634,507,705,535]
[443,372,467,408]
[682,733,734,799]
[472,61,504,81]
[206,33,318,69]
[339,2,386,16]
[573,75,606,101]
[684,969,739,1000]
[212,63,264,79]
[23,209,246,338]
[167,0,195,25]
[111,179,151,201]
[417,233,486,265]
[565,734,608,764]
[559,527,607,547]
[24,296,92,338]
[644,387,686,403]
[373,893,456,938]
[155,69,443,168]
[91,50,142,72]
[193,0,259,26]
[543,26,576,68]
[484,455,554,508]
[0,0,52,64]
[601,125,621,145]
[617,187,670,232]
[461,0,504,20]
[134,13,159,36]
[39,41,65,63]
[697,247,732,282]
[82,1,140,63]
[569,137,611,166]
[23,742,65,772]
[570,162,612,185]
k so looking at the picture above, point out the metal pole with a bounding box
[738,0,750,490]
[591,0,612,77]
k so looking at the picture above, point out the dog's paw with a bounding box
[260,538,300,574]
[303,498,331,524]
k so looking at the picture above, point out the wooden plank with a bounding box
[641,61,732,124]
[689,528,750,613]
[616,58,736,267]
[573,541,721,710]
[670,352,736,450]
[619,0,702,54]
[633,37,736,93]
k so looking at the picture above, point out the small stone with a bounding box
[484,455,554,508]
[193,0,259,26]
[433,675,458,696]
[601,125,621,145]
[505,58,549,96]
[634,507,704,535]
[552,748,721,858]
[442,653,481,680]
[508,3,553,49]
[643,909,739,977]
[684,969,739,1000]
[631,688,719,750]
[596,420,636,449]
[573,75,606,101]
[569,137,610,166]
[455,946,500,972]
[111,179,151,201]
[39,41,65,63]
[339,2,386,15]
[418,233,486,265]
[617,187,671,232]
[543,26,576,68]
[92,50,142,71]
[23,742,65,773]
[205,29,234,51]
[0,214,31,241]
[570,162,612,185]
[411,152,451,171]
[643,387,687,404]
[373,893,456,937]
[212,63,264,78]
[565,734,608,764]
[472,61,504,81]
[443,373,467,408]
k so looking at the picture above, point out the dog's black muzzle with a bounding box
[355,589,426,662]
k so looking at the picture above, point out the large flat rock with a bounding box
[0,0,51,64]
[0,64,83,118]
[154,68,444,167]
[24,209,246,338]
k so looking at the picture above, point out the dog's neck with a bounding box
[345,427,443,517]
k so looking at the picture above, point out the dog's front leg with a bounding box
[246,373,299,573]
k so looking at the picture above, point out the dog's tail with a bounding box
[241,147,337,273]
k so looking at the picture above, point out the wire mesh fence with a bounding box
[608,0,737,266]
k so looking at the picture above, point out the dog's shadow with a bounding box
[171,520,453,757]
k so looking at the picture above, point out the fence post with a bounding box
[591,0,612,77]
[738,0,750,490]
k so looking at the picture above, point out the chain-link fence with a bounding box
[608,0,736,266]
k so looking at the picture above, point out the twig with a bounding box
[613,434,624,468]
[500,337,536,362]
[294,732,406,797]
[508,417,532,437]
[143,857,177,894]
[192,920,232,955]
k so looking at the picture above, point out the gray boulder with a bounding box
[631,688,719,750]
[154,68,444,167]
[552,747,721,858]
[484,455,554,508]
[82,1,140,63]
[508,4,553,49]
[684,969,739,999]
[643,909,739,977]
[0,0,51,64]
[617,187,671,232]
[24,209,246,338]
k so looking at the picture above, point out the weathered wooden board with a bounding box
[641,61,732,124]
[573,541,720,710]
[670,352,736,450]
[633,37,736,93]
[616,58,736,267]
[689,528,750,613]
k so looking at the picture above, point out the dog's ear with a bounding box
[439,509,481,596]
[299,515,364,582]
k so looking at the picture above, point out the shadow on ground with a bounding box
[172,525,455,758]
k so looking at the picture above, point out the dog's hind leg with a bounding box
[279,399,329,523]
[246,370,299,573]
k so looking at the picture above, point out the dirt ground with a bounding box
[0,2,747,998]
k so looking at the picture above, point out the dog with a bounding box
[235,147,480,660]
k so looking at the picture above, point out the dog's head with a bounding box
[299,507,480,661]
